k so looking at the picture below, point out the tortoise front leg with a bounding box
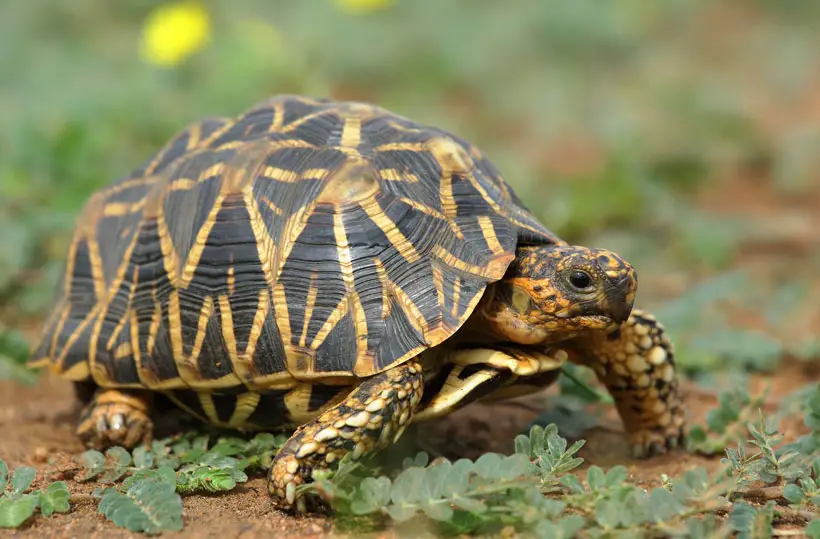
[76,387,154,449]
[268,360,424,512]
[568,308,685,457]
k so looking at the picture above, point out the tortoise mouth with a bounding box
[570,314,619,331]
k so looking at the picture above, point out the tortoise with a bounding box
[29,95,684,511]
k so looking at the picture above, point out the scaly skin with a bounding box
[268,360,424,512]
[566,308,685,456]
[76,389,154,449]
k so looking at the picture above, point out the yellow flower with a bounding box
[140,1,211,67]
[334,0,395,15]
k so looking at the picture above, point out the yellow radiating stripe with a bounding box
[259,166,298,182]
[432,245,511,280]
[239,288,270,383]
[281,110,330,133]
[179,195,223,287]
[245,371,295,391]
[359,200,420,263]
[309,294,350,351]
[217,295,244,387]
[397,196,463,239]
[155,202,181,288]
[332,212,369,368]
[169,178,196,191]
[301,168,330,181]
[87,223,140,381]
[451,277,461,319]
[185,122,202,150]
[372,258,391,320]
[273,282,292,348]
[259,194,283,216]
[229,392,261,426]
[340,117,362,148]
[478,216,505,254]
[106,266,139,350]
[272,201,317,285]
[147,290,161,356]
[431,263,445,314]
[300,275,319,347]
[103,199,146,217]
[169,292,214,386]
[375,142,425,152]
[227,266,236,296]
[214,138,314,153]
[102,176,157,198]
[244,188,277,290]
[439,172,457,222]
[379,169,419,182]
[373,258,427,339]
[199,118,235,148]
[386,120,424,134]
[49,302,71,360]
[270,103,285,131]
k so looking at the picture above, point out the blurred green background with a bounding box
[2,0,820,383]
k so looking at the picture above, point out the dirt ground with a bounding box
[0,361,814,538]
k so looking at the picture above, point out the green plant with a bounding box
[0,460,70,528]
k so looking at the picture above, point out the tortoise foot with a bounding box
[628,424,685,458]
[77,389,153,450]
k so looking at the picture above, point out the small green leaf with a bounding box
[78,450,105,482]
[349,476,391,515]
[0,495,38,528]
[102,447,132,483]
[782,483,806,504]
[390,467,426,504]
[452,496,486,514]
[0,460,7,491]
[98,479,183,534]
[385,504,417,522]
[421,500,453,522]
[132,446,154,469]
[604,465,628,487]
[647,487,685,522]
[10,467,35,493]
[807,519,820,539]
[586,466,605,490]
[38,481,71,516]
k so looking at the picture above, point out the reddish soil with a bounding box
[0,362,814,538]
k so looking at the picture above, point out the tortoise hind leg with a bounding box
[76,387,154,450]
[268,360,424,512]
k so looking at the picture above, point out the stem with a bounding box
[560,366,608,402]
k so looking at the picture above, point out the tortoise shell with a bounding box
[30,95,560,402]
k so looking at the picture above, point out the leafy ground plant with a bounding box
[0,460,69,528]
[0,431,285,534]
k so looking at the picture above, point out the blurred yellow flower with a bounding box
[140,2,211,67]
[334,0,395,14]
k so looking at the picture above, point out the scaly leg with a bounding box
[76,388,154,449]
[268,360,424,511]
[567,308,685,457]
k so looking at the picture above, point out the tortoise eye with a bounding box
[569,270,593,290]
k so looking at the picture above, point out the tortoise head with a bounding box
[480,245,637,344]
